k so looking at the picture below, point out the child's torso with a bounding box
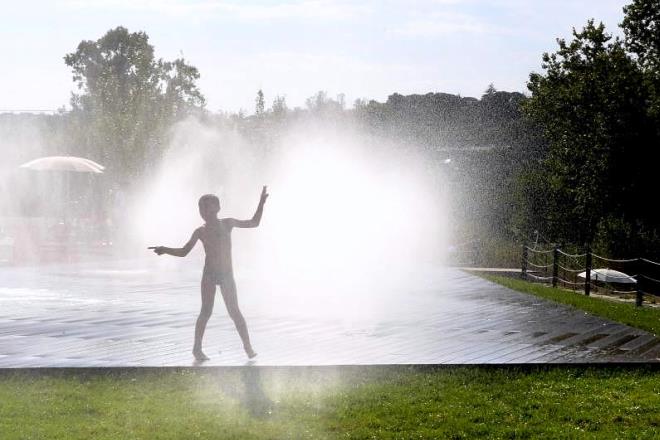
[199,219,233,275]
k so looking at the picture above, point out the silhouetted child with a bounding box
[149,186,268,361]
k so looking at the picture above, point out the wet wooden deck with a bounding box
[0,262,658,367]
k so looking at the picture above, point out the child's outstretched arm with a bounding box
[149,229,200,257]
[227,186,269,229]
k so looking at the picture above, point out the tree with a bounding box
[523,20,659,252]
[272,95,288,116]
[255,89,265,115]
[305,90,329,111]
[336,93,346,109]
[482,83,497,98]
[622,0,660,72]
[64,26,205,180]
[304,91,346,116]
[622,0,660,119]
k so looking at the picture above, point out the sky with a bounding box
[1,0,629,113]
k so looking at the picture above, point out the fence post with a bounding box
[636,260,643,307]
[585,246,592,296]
[552,245,559,288]
[521,243,528,280]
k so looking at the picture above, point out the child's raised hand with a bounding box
[148,246,165,255]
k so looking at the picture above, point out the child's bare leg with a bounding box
[220,275,256,358]
[193,277,216,360]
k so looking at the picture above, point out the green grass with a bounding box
[481,275,660,336]
[1,366,659,439]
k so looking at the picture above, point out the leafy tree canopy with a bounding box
[523,19,659,253]
[64,26,205,179]
[622,0,660,120]
[622,0,660,73]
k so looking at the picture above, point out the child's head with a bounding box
[198,194,220,221]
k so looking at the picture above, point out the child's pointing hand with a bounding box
[148,246,165,255]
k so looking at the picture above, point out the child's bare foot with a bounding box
[245,347,257,359]
[193,348,209,361]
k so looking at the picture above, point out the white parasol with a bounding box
[20,156,104,173]
[18,156,105,221]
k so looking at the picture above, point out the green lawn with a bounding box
[481,275,660,336]
[1,366,658,439]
